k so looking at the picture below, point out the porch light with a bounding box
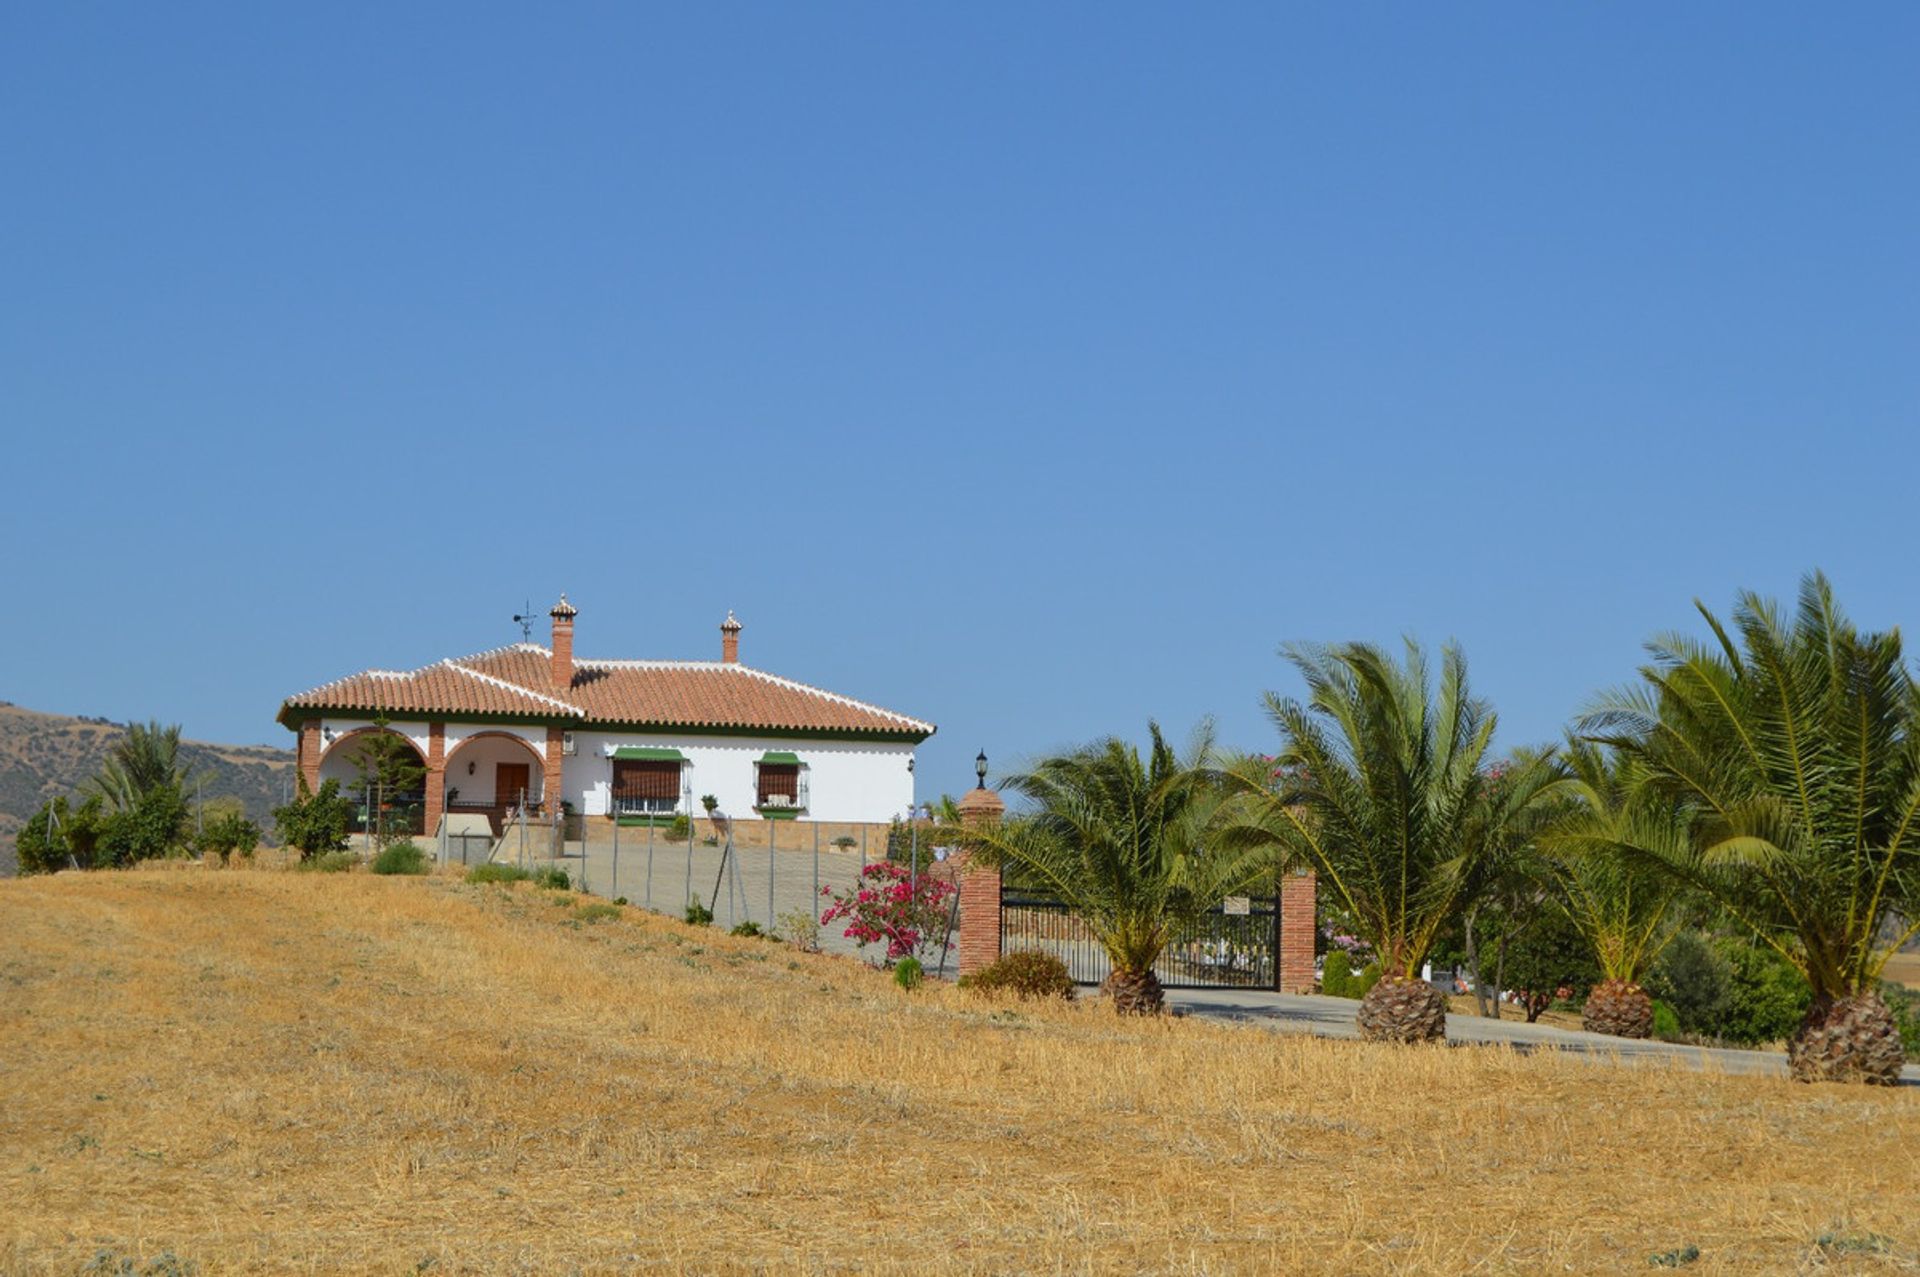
[975,750,989,787]
[468,760,476,775]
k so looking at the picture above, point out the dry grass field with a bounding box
[2,867,1916,1275]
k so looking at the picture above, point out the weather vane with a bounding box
[511,599,535,643]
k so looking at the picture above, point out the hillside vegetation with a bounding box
[0,703,292,875]
[2,867,1916,1274]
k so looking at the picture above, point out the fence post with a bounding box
[1279,868,1318,994]
[955,785,1007,978]
[612,814,620,902]
[645,818,655,910]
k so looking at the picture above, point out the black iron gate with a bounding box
[999,888,1281,989]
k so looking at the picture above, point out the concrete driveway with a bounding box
[1166,988,1920,1083]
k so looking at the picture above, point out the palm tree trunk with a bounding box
[1357,974,1447,1043]
[1788,992,1905,1084]
[1102,966,1165,1016]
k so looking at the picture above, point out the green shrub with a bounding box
[958,950,1076,1001]
[777,908,822,952]
[1648,931,1729,1035]
[685,899,714,926]
[574,902,622,924]
[1354,962,1382,998]
[532,866,570,889]
[1715,938,1809,1045]
[730,920,764,938]
[16,795,106,874]
[466,863,532,885]
[370,842,429,876]
[195,809,261,866]
[1650,931,1811,1046]
[894,956,924,991]
[1883,982,1920,1055]
[831,835,858,852]
[614,897,629,906]
[1322,950,1354,997]
[273,778,352,862]
[1651,999,1681,1041]
[667,814,692,841]
[298,850,355,874]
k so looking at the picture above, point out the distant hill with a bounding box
[0,702,294,875]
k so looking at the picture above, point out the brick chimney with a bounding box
[550,594,577,690]
[720,610,742,664]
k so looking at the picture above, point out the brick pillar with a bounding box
[957,860,1002,977]
[955,785,1007,978]
[423,722,446,835]
[298,719,322,793]
[1279,868,1318,994]
[544,727,566,817]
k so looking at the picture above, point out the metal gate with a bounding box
[999,888,1281,989]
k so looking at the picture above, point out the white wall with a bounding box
[315,718,921,823]
[562,730,917,823]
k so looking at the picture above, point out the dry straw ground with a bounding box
[2,866,1916,1275]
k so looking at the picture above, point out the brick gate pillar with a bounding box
[955,784,1007,978]
[423,722,446,836]
[1279,868,1318,994]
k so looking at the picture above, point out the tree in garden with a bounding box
[1446,757,1568,1022]
[1583,572,1918,1083]
[1224,640,1564,1042]
[945,721,1272,1015]
[15,795,105,874]
[95,782,190,866]
[344,719,426,845]
[196,806,262,866]
[273,778,353,861]
[1490,906,1599,1023]
[1537,738,1687,1038]
[90,720,202,812]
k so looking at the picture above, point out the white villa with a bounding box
[278,598,935,836]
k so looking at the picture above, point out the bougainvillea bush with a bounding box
[820,861,955,965]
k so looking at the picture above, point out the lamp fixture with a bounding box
[468,761,476,776]
[975,750,989,787]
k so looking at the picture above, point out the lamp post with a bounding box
[975,750,989,789]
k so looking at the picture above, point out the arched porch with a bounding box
[444,731,548,835]
[318,728,430,838]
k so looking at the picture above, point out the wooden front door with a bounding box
[496,762,532,810]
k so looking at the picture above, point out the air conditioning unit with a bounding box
[561,732,577,756]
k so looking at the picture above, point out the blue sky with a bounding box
[2,5,1915,795]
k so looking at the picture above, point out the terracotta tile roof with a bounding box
[282,644,934,738]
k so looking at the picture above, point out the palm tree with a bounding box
[1224,639,1564,1042]
[1582,572,1918,1083]
[946,721,1272,1015]
[91,721,201,812]
[1537,738,1687,1039]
